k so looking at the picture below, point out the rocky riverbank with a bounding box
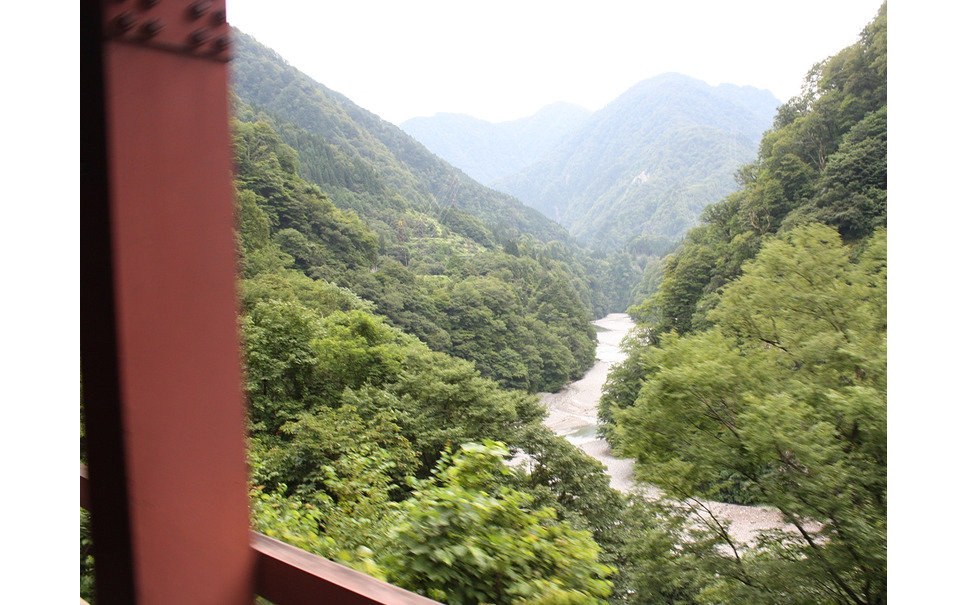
[541,313,816,545]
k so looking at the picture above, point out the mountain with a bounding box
[630,25,887,337]
[400,103,592,184]
[227,29,636,392]
[599,6,887,602]
[478,74,779,251]
[229,29,570,246]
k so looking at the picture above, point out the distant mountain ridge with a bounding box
[230,29,570,245]
[497,73,778,249]
[400,103,592,184]
[405,73,779,251]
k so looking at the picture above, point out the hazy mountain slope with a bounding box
[492,73,779,250]
[400,103,592,184]
[228,31,613,391]
[230,29,570,244]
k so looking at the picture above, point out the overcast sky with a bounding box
[228,0,885,125]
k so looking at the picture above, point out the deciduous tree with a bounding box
[616,224,886,604]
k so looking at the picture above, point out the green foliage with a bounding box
[232,112,603,392]
[513,426,625,529]
[601,9,889,601]
[236,188,271,253]
[228,6,889,604]
[784,107,887,239]
[228,126,609,576]
[429,257,596,392]
[233,119,378,278]
[238,269,373,316]
[637,4,887,338]
[249,481,388,578]
[238,288,602,575]
[249,483,338,556]
[242,299,323,433]
[230,29,571,245]
[80,509,95,603]
[597,324,653,446]
[380,442,614,604]
[634,234,718,334]
[254,405,415,504]
[610,499,729,604]
[249,402,416,560]
[615,224,887,604]
[240,293,544,460]
[509,425,633,589]
[381,343,542,472]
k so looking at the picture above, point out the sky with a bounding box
[228,0,885,125]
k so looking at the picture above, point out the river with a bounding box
[540,313,649,495]
[540,313,815,544]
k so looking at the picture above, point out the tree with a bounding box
[250,404,417,560]
[242,299,324,433]
[638,4,886,339]
[615,224,886,604]
[380,442,613,604]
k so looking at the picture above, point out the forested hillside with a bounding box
[229,3,888,600]
[491,74,778,251]
[233,115,602,395]
[400,102,592,184]
[598,4,887,603]
[625,12,886,338]
[232,101,633,604]
[231,29,570,245]
[230,30,644,390]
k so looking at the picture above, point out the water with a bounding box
[564,424,599,443]
[541,313,642,493]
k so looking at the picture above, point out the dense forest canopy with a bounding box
[230,30,666,317]
[232,114,602,393]
[230,29,572,245]
[626,3,886,337]
[598,4,887,603]
[231,117,629,603]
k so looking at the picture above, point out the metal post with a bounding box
[81,1,252,602]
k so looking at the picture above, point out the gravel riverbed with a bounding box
[540,313,812,545]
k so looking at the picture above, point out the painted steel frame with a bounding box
[80,1,438,602]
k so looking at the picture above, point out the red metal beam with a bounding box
[81,2,138,601]
[82,466,441,604]
[81,1,252,602]
[81,2,444,603]
[252,533,441,605]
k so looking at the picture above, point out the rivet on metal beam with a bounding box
[141,0,160,8]
[212,36,230,53]
[189,1,213,20]
[141,18,165,39]
[190,28,211,47]
[210,9,226,26]
[114,12,138,35]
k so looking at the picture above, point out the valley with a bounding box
[82,3,889,602]
[225,5,887,599]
